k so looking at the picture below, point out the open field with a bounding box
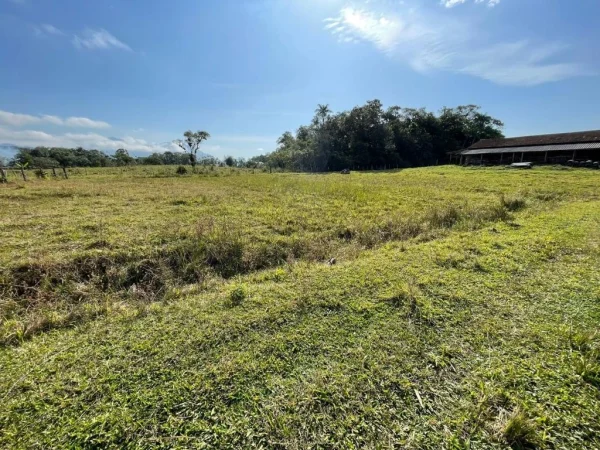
[1,166,599,448]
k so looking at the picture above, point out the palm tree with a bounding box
[315,104,331,126]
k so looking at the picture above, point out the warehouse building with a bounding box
[454,130,600,166]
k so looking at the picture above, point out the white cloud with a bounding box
[0,127,172,154]
[442,0,466,8]
[33,24,65,38]
[0,110,111,128]
[0,127,277,158]
[324,6,589,86]
[65,117,111,129]
[41,115,64,125]
[0,110,41,127]
[40,24,64,35]
[476,0,501,7]
[73,29,132,52]
[442,0,500,7]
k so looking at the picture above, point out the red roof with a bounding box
[469,130,600,150]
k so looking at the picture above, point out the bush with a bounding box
[228,284,247,307]
[176,165,188,175]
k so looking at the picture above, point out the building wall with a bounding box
[462,149,600,166]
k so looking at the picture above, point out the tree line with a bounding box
[248,101,504,171]
[2,101,504,172]
[4,146,255,170]
[3,147,232,169]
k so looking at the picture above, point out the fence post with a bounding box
[62,167,69,179]
[20,167,27,181]
[0,167,7,183]
[52,167,57,177]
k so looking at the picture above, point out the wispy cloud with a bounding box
[33,24,65,37]
[64,117,111,129]
[442,0,500,8]
[324,5,590,86]
[0,110,111,128]
[40,115,64,125]
[73,28,132,52]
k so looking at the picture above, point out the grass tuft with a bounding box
[500,193,527,212]
[498,408,540,449]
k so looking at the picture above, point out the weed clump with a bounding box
[387,281,420,309]
[426,205,461,228]
[570,330,600,386]
[34,169,48,179]
[498,408,540,449]
[500,194,527,212]
[176,165,188,175]
[385,281,438,323]
[227,284,247,307]
[569,330,597,352]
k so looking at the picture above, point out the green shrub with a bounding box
[176,165,188,175]
[228,284,247,307]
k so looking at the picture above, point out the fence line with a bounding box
[0,167,69,183]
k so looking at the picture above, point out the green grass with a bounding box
[1,165,599,448]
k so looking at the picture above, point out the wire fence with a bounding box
[0,166,69,183]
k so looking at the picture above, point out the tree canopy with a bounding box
[255,101,504,171]
[175,130,211,169]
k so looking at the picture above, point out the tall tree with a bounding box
[175,130,211,171]
[114,148,134,166]
[314,104,332,126]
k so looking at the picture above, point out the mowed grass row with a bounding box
[1,166,598,344]
[1,198,599,448]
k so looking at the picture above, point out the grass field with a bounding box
[1,166,599,448]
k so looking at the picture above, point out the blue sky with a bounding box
[1,0,599,158]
